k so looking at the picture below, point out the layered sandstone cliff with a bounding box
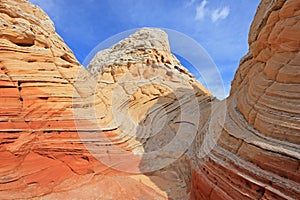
[76,27,214,199]
[0,0,299,199]
[0,0,189,199]
[0,0,211,199]
[191,0,300,199]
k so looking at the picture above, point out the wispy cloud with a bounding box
[185,0,196,7]
[194,0,230,23]
[211,7,230,22]
[195,0,208,20]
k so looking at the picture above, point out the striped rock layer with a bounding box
[0,0,299,199]
[0,0,191,199]
[191,0,300,199]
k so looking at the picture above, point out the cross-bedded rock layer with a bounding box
[0,0,189,199]
[191,0,300,199]
[0,0,299,199]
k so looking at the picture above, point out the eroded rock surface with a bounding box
[0,0,299,199]
[77,27,213,199]
[191,0,300,199]
[1,0,200,199]
[0,1,211,199]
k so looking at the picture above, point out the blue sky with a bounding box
[30,0,260,98]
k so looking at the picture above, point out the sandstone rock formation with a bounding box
[191,0,300,199]
[0,0,299,199]
[76,27,213,199]
[0,0,187,199]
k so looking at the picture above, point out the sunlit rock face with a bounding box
[0,0,89,198]
[0,1,177,199]
[80,27,214,199]
[191,0,300,199]
[86,27,212,157]
[0,0,299,199]
[0,0,212,199]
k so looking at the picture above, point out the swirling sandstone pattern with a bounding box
[76,27,213,199]
[0,0,299,199]
[191,0,300,199]
[0,0,185,199]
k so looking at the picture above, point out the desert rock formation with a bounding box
[191,0,300,199]
[0,0,299,199]
[77,27,213,199]
[0,0,185,199]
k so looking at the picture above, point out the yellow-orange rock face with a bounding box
[0,0,185,199]
[191,0,300,199]
[0,0,299,199]
[81,27,213,199]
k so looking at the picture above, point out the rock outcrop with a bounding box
[0,0,299,199]
[77,27,213,199]
[191,0,300,199]
[0,0,192,199]
[0,0,88,198]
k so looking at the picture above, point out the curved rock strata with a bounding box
[0,0,192,199]
[77,27,213,199]
[0,0,299,199]
[191,0,300,199]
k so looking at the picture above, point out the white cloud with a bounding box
[195,0,208,20]
[194,1,230,23]
[211,7,230,22]
[185,0,196,7]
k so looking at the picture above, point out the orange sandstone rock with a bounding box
[0,0,178,199]
[191,0,300,199]
[0,0,299,199]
